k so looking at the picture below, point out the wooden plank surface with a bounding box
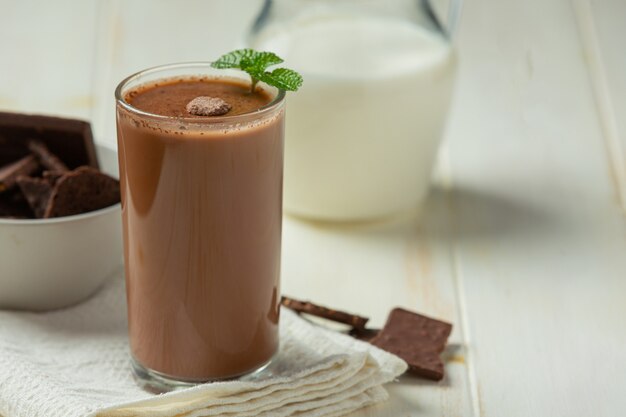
[574,0,626,212]
[282,207,473,416]
[1,0,626,416]
[443,0,626,416]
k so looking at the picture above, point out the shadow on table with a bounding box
[288,185,559,241]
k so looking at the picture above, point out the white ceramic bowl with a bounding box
[0,144,122,310]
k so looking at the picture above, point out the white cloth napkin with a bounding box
[0,273,407,417]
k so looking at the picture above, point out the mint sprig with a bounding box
[211,49,303,93]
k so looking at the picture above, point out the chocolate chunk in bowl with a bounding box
[45,166,121,218]
[16,176,55,218]
[28,139,70,172]
[0,188,32,219]
[0,155,39,193]
[0,131,120,219]
[0,111,98,169]
[0,112,122,311]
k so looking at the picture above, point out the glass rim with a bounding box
[114,61,286,123]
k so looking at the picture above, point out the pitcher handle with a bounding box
[447,0,463,39]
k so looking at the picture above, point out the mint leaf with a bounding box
[211,49,258,69]
[253,68,303,92]
[250,52,284,71]
[211,49,302,93]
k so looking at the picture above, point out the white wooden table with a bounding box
[1,0,625,415]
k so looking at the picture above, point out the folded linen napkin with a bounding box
[0,273,406,417]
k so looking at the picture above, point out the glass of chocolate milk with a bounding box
[115,63,285,391]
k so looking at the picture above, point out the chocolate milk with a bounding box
[116,77,284,381]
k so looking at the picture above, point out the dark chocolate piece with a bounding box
[0,112,98,169]
[42,170,65,183]
[44,166,120,218]
[348,327,380,342]
[0,188,33,218]
[16,176,54,218]
[281,296,369,329]
[0,155,39,192]
[369,308,452,381]
[28,140,69,172]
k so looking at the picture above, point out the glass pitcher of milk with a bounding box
[249,0,461,221]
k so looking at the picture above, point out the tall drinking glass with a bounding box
[115,63,285,391]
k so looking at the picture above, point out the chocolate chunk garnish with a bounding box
[16,176,54,218]
[369,308,452,381]
[44,166,120,218]
[0,112,98,169]
[0,155,39,193]
[186,96,231,116]
[281,296,369,329]
[28,140,69,172]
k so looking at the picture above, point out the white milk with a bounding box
[253,16,457,221]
